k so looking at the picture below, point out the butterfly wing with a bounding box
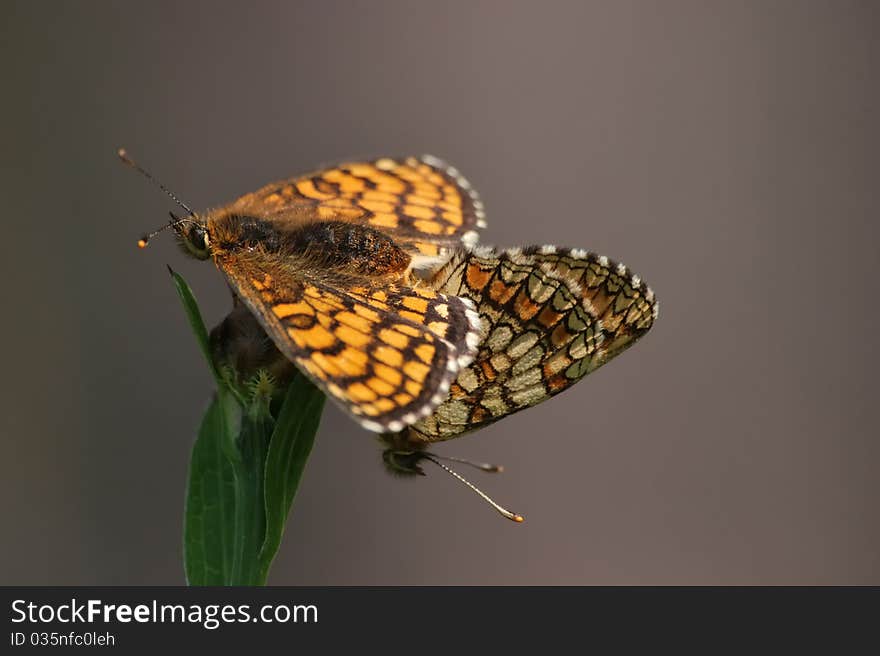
[226,155,486,266]
[216,250,482,432]
[407,245,658,441]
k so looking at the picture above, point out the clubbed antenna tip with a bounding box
[423,454,524,523]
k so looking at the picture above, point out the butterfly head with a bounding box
[132,210,213,260]
[378,431,428,476]
[117,148,213,257]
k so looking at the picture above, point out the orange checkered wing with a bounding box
[405,245,658,441]
[226,156,486,265]
[216,250,482,432]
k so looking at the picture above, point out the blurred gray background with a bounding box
[2,0,877,585]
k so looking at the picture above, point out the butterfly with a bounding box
[124,151,488,432]
[378,245,657,515]
[123,150,658,520]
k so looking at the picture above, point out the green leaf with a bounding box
[258,373,326,581]
[183,393,239,585]
[168,267,220,384]
[174,270,326,585]
[226,410,272,585]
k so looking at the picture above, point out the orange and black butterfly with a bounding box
[126,151,486,432]
[122,151,657,520]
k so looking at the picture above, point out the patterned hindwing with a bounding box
[404,245,658,441]
[227,155,486,266]
[216,251,481,433]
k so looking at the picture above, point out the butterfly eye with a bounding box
[186,226,210,258]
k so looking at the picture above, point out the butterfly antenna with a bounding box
[429,453,505,473]
[118,148,196,248]
[132,211,187,249]
[422,454,524,523]
[117,148,194,214]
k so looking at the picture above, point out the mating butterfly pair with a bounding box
[125,152,657,519]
